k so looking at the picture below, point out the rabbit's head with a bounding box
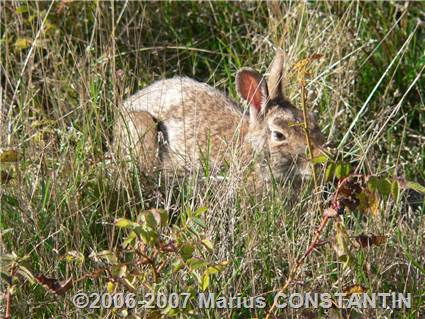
[236,51,325,182]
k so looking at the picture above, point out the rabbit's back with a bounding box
[122,77,249,171]
[125,77,242,120]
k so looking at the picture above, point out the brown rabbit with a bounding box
[114,51,324,186]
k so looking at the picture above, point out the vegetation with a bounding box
[1,1,424,318]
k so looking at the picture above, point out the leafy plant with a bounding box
[1,207,228,317]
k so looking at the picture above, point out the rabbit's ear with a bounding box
[267,49,285,101]
[236,68,269,118]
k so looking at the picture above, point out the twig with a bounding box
[295,55,322,190]
[5,268,17,319]
[5,286,11,319]
[300,216,330,262]
[264,215,332,319]
[264,173,351,318]
[136,248,160,283]
[301,81,318,189]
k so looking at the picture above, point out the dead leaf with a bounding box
[354,234,386,248]
[336,176,366,212]
[309,54,323,60]
[34,274,73,295]
[0,149,18,162]
[1,170,12,184]
[358,189,380,215]
[14,38,31,50]
[332,221,354,269]
[293,58,310,72]
[343,284,366,296]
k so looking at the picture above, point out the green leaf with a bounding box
[143,211,159,229]
[206,261,229,275]
[164,306,179,316]
[205,266,219,275]
[140,208,169,227]
[367,176,379,192]
[107,281,116,293]
[358,190,380,215]
[187,258,208,270]
[192,217,207,229]
[121,278,137,291]
[186,207,193,220]
[172,260,184,272]
[201,272,210,291]
[0,228,13,236]
[377,178,391,199]
[335,162,350,179]
[122,231,137,248]
[406,181,425,195]
[65,251,84,265]
[201,238,214,251]
[342,163,351,177]
[139,228,158,245]
[194,207,208,217]
[100,251,118,264]
[335,163,343,179]
[180,243,194,260]
[311,154,328,164]
[15,6,29,14]
[325,162,335,181]
[180,212,187,226]
[111,264,127,278]
[115,218,134,228]
[391,180,399,201]
[159,209,169,226]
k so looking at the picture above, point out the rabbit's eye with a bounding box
[272,131,286,142]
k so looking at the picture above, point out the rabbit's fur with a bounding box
[113,52,324,186]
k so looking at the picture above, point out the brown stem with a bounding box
[265,172,360,318]
[138,250,159,283]
[5,286,11,319]
[264,215,332,319]
[300,216,330,262]
[151,263,159,283]
[300,77,318,189]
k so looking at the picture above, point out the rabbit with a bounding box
[113,110,159,175]
[113,51,325,187]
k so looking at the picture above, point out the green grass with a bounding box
[1,1,424,318]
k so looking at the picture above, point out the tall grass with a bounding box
[1,1,424,318]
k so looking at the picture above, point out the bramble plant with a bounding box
[1,206,229,317]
